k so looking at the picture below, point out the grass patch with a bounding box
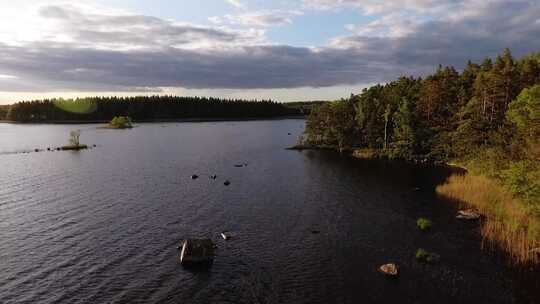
[436,173,540,265]
[416,218,432,231]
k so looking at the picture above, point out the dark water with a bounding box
[0,120,538,303]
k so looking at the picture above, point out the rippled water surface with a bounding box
[0,120,537,303]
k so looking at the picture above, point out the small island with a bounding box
[61,130,88,151]
[104,116,133,129]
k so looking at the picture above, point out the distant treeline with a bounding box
[0,105,9,119]
[3,96,302,122]
[285,101,328,115]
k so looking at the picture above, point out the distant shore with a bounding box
[0,115,306,124]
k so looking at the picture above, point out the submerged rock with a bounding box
[224,180,231,186]
[456,209,481,220]
[416,248,440,264]
[191,175,199,180]
[379,263,399,276]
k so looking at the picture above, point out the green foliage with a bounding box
[416,218,432,231]
[507,84,540,138]
[502,160,540,209]
[415,248,429,260]
[305,100,356,150]
[109,116,133,129]
[388,99,416,160]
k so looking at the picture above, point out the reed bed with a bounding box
[436,174,540,265]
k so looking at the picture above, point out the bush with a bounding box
[416,248,429,260]
[502,160,540,207]
[416,218,432,231]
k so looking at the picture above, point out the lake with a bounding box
[0,120,537,303]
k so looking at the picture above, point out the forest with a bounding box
[0,105,9,119]
[304,49,540,263]
[2,96,300,122]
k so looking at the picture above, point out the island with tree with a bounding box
[61,130,88,151]
[105,116,133,129]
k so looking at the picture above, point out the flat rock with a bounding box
[456,209,481,220]
[379,263,399,276]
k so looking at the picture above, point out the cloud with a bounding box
[345,14,419,37]
[210,10,303,27]
[303,0,466,15]
[226,0,246,9]
[31,5,265,50]
[0,1,539,96]
[0,74,18,79]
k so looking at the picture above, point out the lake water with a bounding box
[0,120,538,303]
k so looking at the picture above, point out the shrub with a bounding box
[416,248,429,260]
[416,218,432,231]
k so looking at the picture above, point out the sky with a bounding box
[0,0,539,104]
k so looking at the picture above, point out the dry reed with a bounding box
[436,174,540,265]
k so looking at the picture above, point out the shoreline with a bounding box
[0,115,306,125]
[289,144,539,266]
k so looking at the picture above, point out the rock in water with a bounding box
[379,263,399,276]
[224,180,231,186]
[191,175,199,180]
[179,239,215,266]
[456,209,480,220]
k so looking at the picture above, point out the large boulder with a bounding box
[179,239,215,266]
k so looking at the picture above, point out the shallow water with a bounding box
[0,120,537,303]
